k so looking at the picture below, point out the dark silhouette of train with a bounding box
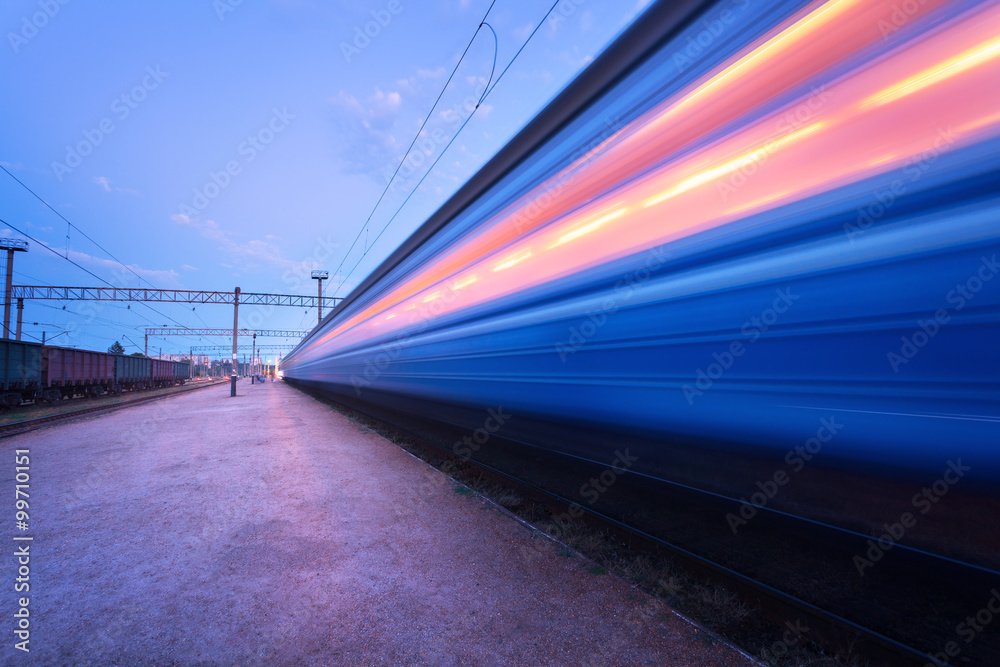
[0,340,189,407]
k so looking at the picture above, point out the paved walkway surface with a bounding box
[0,380,755,666]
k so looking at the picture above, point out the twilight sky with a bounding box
[0,0,650,359]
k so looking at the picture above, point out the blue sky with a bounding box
[0,0,651,358]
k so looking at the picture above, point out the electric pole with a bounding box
[231,287,240,397]
[311,270,328,326]
[0,238,28,339]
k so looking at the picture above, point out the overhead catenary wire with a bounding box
[0,216,205,339]
[0,175,203,345]
[334,0,564,294]
[330,0,500,295]
[0,164,155,289]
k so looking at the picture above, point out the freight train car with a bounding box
[0,342,192,406]
[171,361,189,385]
[0,340,43,408]
[42,345,115,400]
[150,358,188,388]
[113,354,151,392]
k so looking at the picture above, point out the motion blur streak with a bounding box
[301,0,1000,355]
[285,0,1000,584]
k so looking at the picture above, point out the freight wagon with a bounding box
[0,340,43,408]
[42,346,115,401]
[114,354,151,392]
[0,339,191,407]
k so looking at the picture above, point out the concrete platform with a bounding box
[1,379,755,665]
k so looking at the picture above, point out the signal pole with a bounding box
[311,270,328,326]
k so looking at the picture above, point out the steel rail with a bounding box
[297,384,940,667]
[0,379,229,438]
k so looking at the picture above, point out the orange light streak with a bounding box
[862,36,1000,107]
[493,249,533,272]
[294,0,1000,364]
[643,123,823,208]
[551,208,628,247]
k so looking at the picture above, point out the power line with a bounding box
[0,216,209,334]
[0,164,154,288]
[334,0,564,295]
[331,0,499,295]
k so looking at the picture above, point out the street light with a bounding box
[0,238,28,340]
[311,270,328,326]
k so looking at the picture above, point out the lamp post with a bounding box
[231,287,240,397]
[0,238,28,339]
[311,270,328,326]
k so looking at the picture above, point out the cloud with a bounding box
[328,87,407,177]
[59,245,182,288]
[171,212,315,281]
[181,264,198,271]
[93,176,140,196]
[514,22,534,41]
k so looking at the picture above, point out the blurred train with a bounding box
[284,0,1000,652]
[0,339,190,407]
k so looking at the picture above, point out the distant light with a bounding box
[311,270,329,279]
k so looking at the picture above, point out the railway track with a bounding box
[0,379,230,438]
[296,384,980,667]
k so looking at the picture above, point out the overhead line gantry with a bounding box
[11,284,335,397]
